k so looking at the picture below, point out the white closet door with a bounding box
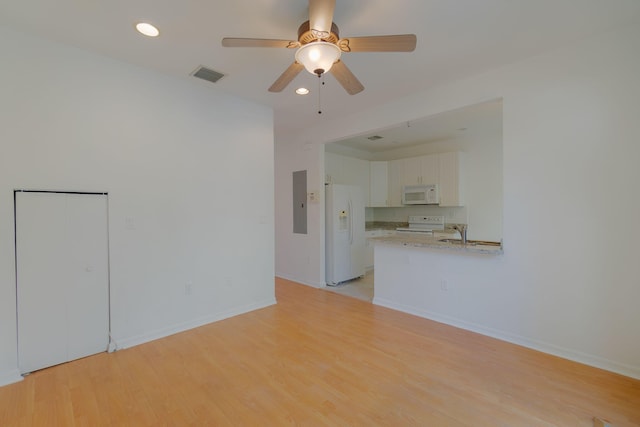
[16,192,109,374]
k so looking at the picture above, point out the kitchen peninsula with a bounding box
[369,230,504,342]
[370,232,502,255]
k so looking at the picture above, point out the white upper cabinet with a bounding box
[400,155,439,186]
[401,157,421,185]
[387,159,404,207]
[327,150,464,208]
[438,151,464,207]
[383,152,464,207]
[420,154,439,185]
[369,161,389,207]
[325,152,370,204]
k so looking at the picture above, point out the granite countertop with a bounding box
[369,233,503,255]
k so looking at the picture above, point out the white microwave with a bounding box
[402,184,439,205]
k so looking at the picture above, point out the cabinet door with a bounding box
[401,157,422,185]
[387,159,404,207]
[325,152,370,204]
[324,151,342,184]
[343,157,370,202]
[438,151,464,206]
[369,161,388,207]
[420,154,439,185]
[364,230,380,269]
[399,155,438,185]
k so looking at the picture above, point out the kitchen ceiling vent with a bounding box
[192,66,225,84]
[367,135,384,141]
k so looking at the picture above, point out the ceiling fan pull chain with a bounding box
[317,74,323,114]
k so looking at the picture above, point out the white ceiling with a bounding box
[326,99,502,157]
[1,1,639,138]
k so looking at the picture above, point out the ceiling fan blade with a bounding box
[330,60,364,95]
[309,0,335,37]
[222,38,300,49]
[338,34,417,52]
[268,62,304,92]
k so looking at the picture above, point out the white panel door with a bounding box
[16,192,109,374]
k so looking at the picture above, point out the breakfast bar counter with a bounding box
[369,233,503,255]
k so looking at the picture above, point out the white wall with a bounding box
[0,26,275,385]
[274,142,325,287]
[275,20,640,378]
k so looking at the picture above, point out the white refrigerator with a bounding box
[325,184,366,285]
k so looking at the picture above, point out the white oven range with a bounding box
[395,215,445,235]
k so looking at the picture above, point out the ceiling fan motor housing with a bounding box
[298,20,340,44]
[221,0,415,95]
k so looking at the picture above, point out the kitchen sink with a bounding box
[438,238,501,247]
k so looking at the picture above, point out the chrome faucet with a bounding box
[452,224,468,244]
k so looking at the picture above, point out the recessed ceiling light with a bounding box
[295,87,310,95]
[135,22,159,37]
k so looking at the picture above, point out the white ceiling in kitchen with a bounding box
[326,99,502,155]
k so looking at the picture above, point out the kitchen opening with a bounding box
[323,99,503,302]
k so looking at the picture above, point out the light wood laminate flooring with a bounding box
[1,278,638,426]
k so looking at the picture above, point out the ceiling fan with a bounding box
[221,0,417,95]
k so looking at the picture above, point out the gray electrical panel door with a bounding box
[292,170,307,234]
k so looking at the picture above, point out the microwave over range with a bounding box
[402,184,439,205]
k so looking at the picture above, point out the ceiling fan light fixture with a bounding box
[295,87,310,95]
[295,41,341,76]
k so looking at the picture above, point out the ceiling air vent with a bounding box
[192,66,225,84]
[367,135,383,141]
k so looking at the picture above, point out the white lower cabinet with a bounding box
[366,229,396,269]
[365,230,380,269]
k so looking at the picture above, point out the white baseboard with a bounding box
[0,369,23,387]
[373,297,640,380]
[275,273,325,288]
[113,297,277,350]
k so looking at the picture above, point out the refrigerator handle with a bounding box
[348,199,353,244]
